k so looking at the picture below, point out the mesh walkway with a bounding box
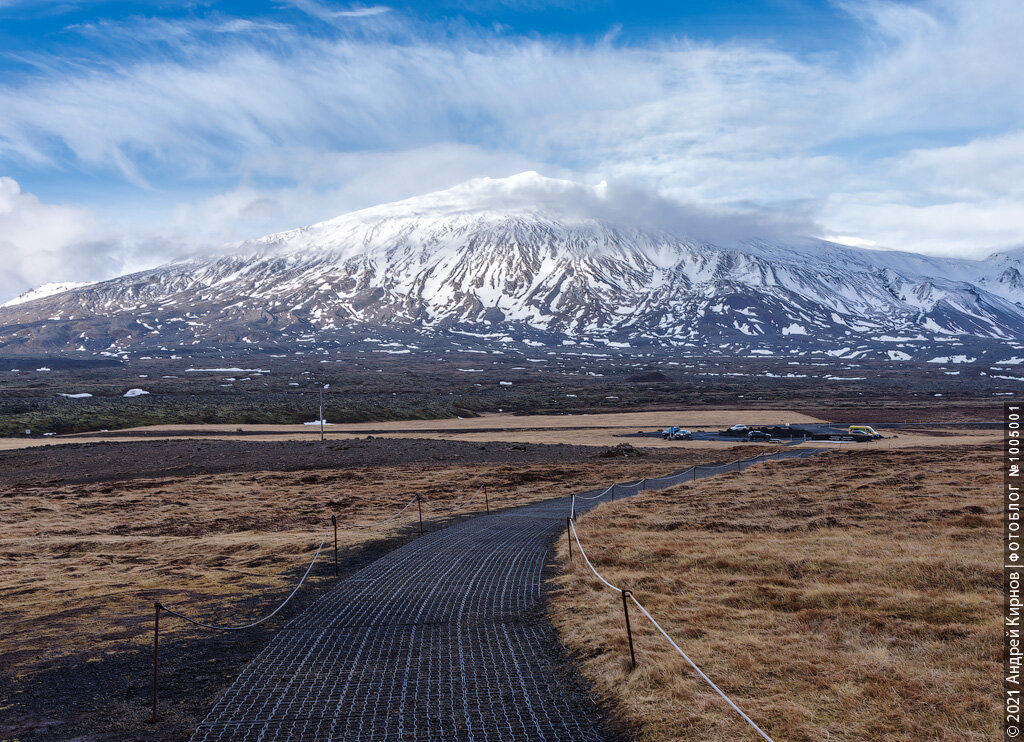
[190,448,822,741]
[190,493,607,741]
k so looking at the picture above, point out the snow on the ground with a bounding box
[2,281,94,307]
[123,388,150,397]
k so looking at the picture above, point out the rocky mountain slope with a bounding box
[1,173,1022,361]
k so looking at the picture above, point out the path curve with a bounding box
[190,449,820,741]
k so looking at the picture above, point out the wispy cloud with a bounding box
[0,0,1021,300]
[286,1,392,22]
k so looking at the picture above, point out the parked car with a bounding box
[747,430,770,441]
[848,425,882,439]
[662,426,693,440]
[728,424,749,432]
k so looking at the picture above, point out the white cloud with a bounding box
[165,143,548,248]
[822,193,1024,257]
[840,0,1024,134]
[286,1,391,22]
[895,130,1024,200]
[0,177,217,303]
[433,171,819,244]
[817,128,1024,255]
[2,6,1018,172]
[0,177,118,301]
[0,0,1020,288]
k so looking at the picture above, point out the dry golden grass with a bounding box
[0,449,741,684]
[795,428,1000,449]
[550,445,1001,741]
[1,417,1000,453]
[101,408,826,432]
[0,409,824,451]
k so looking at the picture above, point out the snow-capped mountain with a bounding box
[1,172,1022,360]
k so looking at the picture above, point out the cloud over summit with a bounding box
[0,0,1021,299]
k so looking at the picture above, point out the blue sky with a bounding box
[0,1,859,57]
[0,0,1022,300]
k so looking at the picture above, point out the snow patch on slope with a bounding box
[3,281,94,307]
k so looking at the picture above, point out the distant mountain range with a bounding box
[2,172,1023,361]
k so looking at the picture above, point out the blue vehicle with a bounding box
[662,426,693,440]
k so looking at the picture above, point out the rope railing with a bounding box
[562,448,828,738]
[347,494,420,528]
[148,445,822,723]
[572,483,615,519]
[645,466,695,484]
[575,484,615,502]
[627,594,774,742]
[569,448,821,518]
[149,488,442,721]
[568,519,623,592]
[567,518,775,742]
[151,527,331,721]
[157,528,330,631]
[431,485,484,514]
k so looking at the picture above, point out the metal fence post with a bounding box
[692,467,696,482]
[417,495,424,535]
[621,589,636,670]
[152,602,161,723]
[484,485,489,514]
[331,515,338,577]
[566,517,573,566]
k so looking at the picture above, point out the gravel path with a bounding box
[190,449,820,742]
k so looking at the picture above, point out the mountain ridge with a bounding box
[1,173,1022,361]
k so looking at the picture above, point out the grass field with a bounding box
[0,406,1002,451]
[549,445,1000,741]
[0,443,737,740]
[0,420,1002,740]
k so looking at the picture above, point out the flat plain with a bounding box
[550,444,1000,741]
[0,352,1008,741]
[0,436,742,741]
